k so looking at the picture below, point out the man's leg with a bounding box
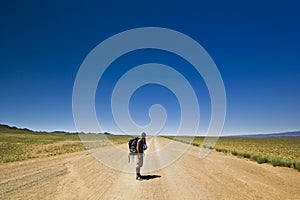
[136,154,143,179]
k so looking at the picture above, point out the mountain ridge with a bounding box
[1,124,299,137]
[230,131,300,138]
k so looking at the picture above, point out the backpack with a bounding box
[128,137,139,153]
[128,137,148,163]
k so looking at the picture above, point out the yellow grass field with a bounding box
[167,136,300,171]
[0,125,131,164]
[1,125,299,171]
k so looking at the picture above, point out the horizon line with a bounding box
[1,123,299,137]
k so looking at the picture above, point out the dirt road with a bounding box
[1,137,299,199]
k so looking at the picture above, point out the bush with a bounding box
[202,145,213,149]
[231,150,238,156]
[293,162,300,171]
[251,155,268,164]
[216,148,228,154]
[240,153,251,158]
[271,159,283,167]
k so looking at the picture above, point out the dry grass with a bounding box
[0,126,131,164]
[165,136,300,171]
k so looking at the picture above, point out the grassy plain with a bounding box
[166,136,300,171]
[0,125,131,164]
[2,124,299,171]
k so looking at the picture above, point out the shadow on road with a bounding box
[141,175,161,180]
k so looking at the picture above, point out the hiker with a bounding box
[136,132,147,180]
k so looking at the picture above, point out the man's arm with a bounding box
[136,139,141,155]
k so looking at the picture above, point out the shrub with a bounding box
[241,153,251,158]
[251,155,268,164]
[293,162,300,171]
[271,159,282,167]
[215,148,229,154]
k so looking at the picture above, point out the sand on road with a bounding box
[0,137,299,200]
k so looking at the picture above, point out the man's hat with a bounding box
[141,132,146,137]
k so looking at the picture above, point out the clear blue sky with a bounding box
[0,0,299,135]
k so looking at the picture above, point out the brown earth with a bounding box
[0,137,299,200]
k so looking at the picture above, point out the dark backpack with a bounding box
[128,137,139,153]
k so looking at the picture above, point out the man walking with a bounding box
[136,132,147,180]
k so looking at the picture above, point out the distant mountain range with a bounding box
[0,124,299,137]
[0,124,111,134]
[231,131,300,138]
[0,124,33,132]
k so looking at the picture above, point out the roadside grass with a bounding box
[165,136,300,171]
[0,127,131,164]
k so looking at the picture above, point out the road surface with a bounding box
[1,137,299,199]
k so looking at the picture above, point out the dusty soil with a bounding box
[0,137,299,200]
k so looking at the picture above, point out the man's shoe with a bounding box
[136,175,143,181]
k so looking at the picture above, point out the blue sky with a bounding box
[0,0,299,135]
